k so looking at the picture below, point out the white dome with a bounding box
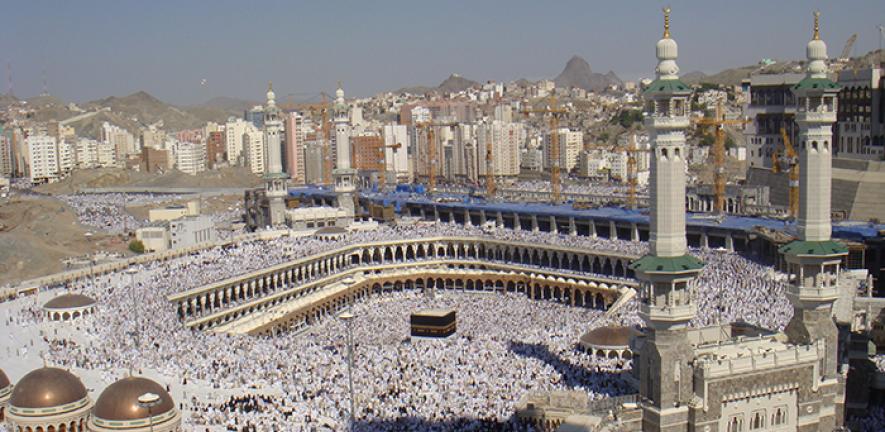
[266,84,276,106]
[655,37,680,80]
[656,38,678,61]
[806,39,827,60]
[336,86,345,99]
[805,36,828,78]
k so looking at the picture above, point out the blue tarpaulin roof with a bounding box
[287,186,883,241]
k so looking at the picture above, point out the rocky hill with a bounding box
[438,74,480,93]
[183,96,258,125]
[81,91,208,131]
[397,73,480,95]
[553,55,622,92]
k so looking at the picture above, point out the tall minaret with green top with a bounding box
[779,11,846,428]
[629,8,703,432]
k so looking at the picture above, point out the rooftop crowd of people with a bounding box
[57,193,183,234]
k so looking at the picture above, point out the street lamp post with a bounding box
[137,392,161,432]
[126,267,140,351]
[339,311,356,430]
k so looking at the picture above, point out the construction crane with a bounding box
[413,122,437,193]
[293,93,334,185]
[694,98,748,214]
[839,33,858,62]
[413,120,459,194]
[626,134,638,210]
[612,133,650,210]
[382,142,402,178]
[775,127,800,218]
[522,96,568,204]
[485,126,496,198]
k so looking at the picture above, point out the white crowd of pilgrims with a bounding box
[56,192,243,236]
[1,221,868,430]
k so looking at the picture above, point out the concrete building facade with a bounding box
[26,135,61,183]
[835,67,884,160]
[284,111,307,185]
[383,123,410,182]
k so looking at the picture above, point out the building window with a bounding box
[728,415,744,432]
[771,406,787,426]
[750,410,765,430]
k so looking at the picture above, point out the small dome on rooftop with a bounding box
[10,367,88,409]
[43,293,96,309]
[92,376,176,422]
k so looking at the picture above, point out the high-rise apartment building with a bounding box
[175,141,206,175]
[245,105,265,129]
[835,67,884,160]
[284,111,306,184]
[476,120,523,178]
[451,123,477,182]
[205,131,225,169]
[243,126,265,175]
[743,73,803,168]
[544,128,583,174]
[351,135,385,172]
[303,139,325,184]
[26,135,61,183]
[101,122,136,165]
[225,118,251,165]
[0,133,13,176]
[141,146,171,173]
[140,127,166,150]
[382,123,410,182]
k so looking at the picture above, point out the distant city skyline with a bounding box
[1,0,882,105]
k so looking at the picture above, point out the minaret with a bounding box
[332,83,356,222]
[780,12,846,415]
[263,81,289,226]
[628,9,703,432]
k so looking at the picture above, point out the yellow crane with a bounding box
[627,134,638,209]
[522,96,568,204]
[485,126,496,198]
[414,120,458,194]
[296,95,333,185]
[694,98,748,214]
[775,127,800,218]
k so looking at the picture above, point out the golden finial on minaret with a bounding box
[812,10,821,40]
[663,6,671,39]
[268,81,273,91]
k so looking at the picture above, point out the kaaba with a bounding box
[410,308,456,338]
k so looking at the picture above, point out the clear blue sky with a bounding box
[1,0,882,105]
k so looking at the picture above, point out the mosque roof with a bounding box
[793,77,839,91]
[9,367,88,409]
[43,293,96,309]
[316,226,347,234]
[643,78,691,95]
[630,254,704,273]
[580,326,633,348]
[0,368,9,390]
[285,186,885,241]
[93,376,176,422]
[778,240,848,256]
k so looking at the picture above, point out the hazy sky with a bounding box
[1,0,882,105]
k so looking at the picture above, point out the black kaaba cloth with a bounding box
[410,308,456,338]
